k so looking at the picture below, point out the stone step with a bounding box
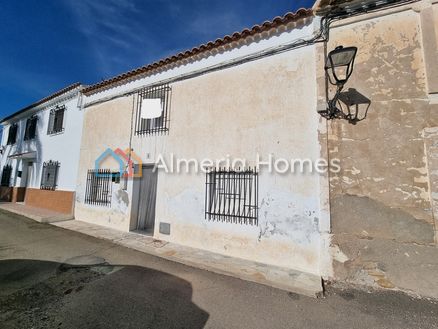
[0,203,73,223]
[53,219,323,298]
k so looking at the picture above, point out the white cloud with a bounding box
[62,0,151,75]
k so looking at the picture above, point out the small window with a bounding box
[85,169,112,206]
[135,85,171,135]
[40,160,60,190]
[205,167,258,225]
[47,106,65,135]
[24,116,38,141]
[112,172,121,184]
[6,123,18,145]
[1,165,12,187]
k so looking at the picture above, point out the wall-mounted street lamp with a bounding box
[326,45,357,86]
[318,45,368,125]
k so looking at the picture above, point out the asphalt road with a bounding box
[0,210,437,329]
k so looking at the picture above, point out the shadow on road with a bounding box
[0,259,209,329]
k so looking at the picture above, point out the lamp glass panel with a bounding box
[330,50,355,67]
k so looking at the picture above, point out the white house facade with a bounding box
[74,9,333,278]
[0,83,84,215]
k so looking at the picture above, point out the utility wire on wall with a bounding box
[83,0,417,111]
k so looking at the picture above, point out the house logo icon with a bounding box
[94,148,142,178]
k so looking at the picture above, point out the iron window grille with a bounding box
[205,167,258,225]
[24,116,38,141]
[6,123,18,145]
[1,165,12,187]
[135,85,171,135]
[85,169,112,206]
[40,160,60,190]
[47,106,65,135]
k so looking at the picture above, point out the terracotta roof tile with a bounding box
[83,8,313,95]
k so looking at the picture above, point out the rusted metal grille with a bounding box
[205,167,258,225]
[135,85,171,135]
[1,165,12,187]
[85,169,112,206]
[40,160,59,190]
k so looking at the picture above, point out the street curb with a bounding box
[52,220,323,298]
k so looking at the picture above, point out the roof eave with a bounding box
[1,83,83,124]
[82,8,314,96]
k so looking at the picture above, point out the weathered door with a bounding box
[135,165,158,232]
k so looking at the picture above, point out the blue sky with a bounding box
[0,0,313,118]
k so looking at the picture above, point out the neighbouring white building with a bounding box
[0,83,84,215]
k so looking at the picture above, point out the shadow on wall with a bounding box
[0,137,18,195]
[0,259,209,329]
[337,88,372,124]
[0,117,44,189]
[30,118,44,187]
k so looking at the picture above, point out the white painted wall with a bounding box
[75,17,332,276]
[0,88,84,192]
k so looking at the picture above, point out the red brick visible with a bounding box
[25,188,74,215]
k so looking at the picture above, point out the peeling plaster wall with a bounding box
[325,3,438,297]
[152,48,324,274]
[75,44,330,275]
[75,96,134,231]
[423,127,438,242]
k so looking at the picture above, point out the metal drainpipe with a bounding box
[122,94,136,191]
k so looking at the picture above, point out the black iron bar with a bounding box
[135,85,171,136]
[205,167,258,225]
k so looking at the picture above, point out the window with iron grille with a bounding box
[135,85,171,135]
[6,123,18,145]
[1,165,12,187]
[85,169,112,206]
[24,116,38,141]
[40,161,60,190]
[205,167,258,225]
[47,106,65,135]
